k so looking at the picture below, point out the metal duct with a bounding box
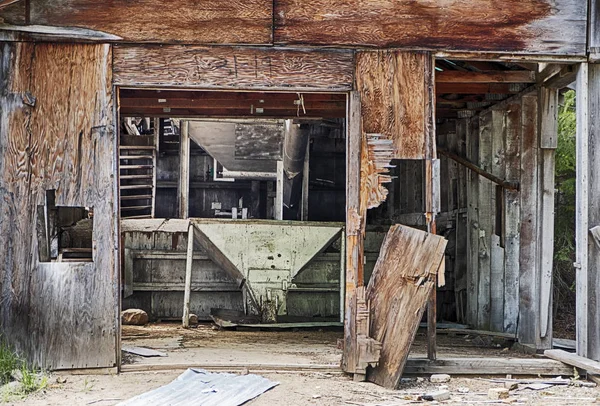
[282,120,310,208]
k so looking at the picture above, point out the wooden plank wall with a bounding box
[445,90,556,347]
[0,42,117,369]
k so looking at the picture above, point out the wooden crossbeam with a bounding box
[436,70,536,83]
[436,83,520,94]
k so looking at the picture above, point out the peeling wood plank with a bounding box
[366,225,447,389]
[273,0,586,56]
[20,0,273,44]
[355,51,434,160]
[544,349,600,375]
[113,45,354,91]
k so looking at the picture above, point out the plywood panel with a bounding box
[355,51,434,160]
[23,0,272,44]
[0,42,117,369]
[274,0,586,56]
[113,45,354,91]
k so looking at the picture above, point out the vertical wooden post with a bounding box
[301,138,310,221]
[538,87,558,342]
[575,62,600,360]
[343,91,363,374]
[151,117,159,219]
[179,121,190,219]
[503,102,522,335]
[466,117,480,328]
[182,222,194,328]
[518,93,541,347]
[275,161,284,220]
[425,158,438,360]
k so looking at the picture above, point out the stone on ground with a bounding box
[421,390,451,401]
[121,308,149,325]
[430,373,451,383]
[188,313,199,326]
[488,388,510,400]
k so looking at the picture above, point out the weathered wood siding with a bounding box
[274,0,586,56]
[0,42,117,369]
[442,90,556,347]
[113,45,354,91]
[1,0,273,44]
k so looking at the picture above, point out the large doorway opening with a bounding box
[117,89,348,369]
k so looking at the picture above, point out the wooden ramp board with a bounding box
[366,224,447,389]
[544,349,600,375]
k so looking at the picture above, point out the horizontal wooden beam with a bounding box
[436,70,536,83]
[119,107,345,119]
[404,357,573,376]
[436,83,521,95]
[438,149,520,191]
[113,45,354,92]
[544,349,600,375]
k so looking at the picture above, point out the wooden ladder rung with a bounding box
[119,146,155,150]
[119,155,154,160]
[120,194,152,201]
[120,184,154,190]
[121,205,153,211]
[120,165,153,170]
[120,174,153,180]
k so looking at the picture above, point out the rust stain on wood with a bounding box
[113,45,354,91]
[273,0,582,54]
[24,0,272,44]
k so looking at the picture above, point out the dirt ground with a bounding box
[3,323,599,405]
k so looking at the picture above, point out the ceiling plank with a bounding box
[436,70,536,83]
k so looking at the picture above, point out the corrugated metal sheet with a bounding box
[117,369,279,406]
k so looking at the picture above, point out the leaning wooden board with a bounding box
[366,224,447,389]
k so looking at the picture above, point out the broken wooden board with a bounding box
[544,349,600,375]
[366,225,447,389]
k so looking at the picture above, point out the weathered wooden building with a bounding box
[0,0,598,384]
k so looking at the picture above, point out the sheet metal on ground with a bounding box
[117,368,279,406]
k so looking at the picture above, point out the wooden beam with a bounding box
[275,161,284,220]
[575,63,590,358]
[436,83,522,95]
[542,65,577,89]
[342,91,362,374]
[113,45,354,92]
[273,0,586,56]
[404,357,573,376]
[544,349,600,375]
[182,222,194,328]
[179,121,190,219]
[438,149,519,191]
[436,70,536,83]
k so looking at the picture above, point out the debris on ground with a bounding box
[122,346,167,357]
[116,368,278,406]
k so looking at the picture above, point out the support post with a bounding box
[275,161,284,220]
[301,138,310,221]
[182,222,194,328]
[343,91,363,374]
[576,63,600,360]
[179,121,190,219]
[425,158,438,360]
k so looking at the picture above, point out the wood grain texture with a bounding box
[518,94,541,347]
[0,43,117,369]
[366,225,447,389]
[355,51,434,160]
[22,0,272,44]
[503,102,522,335]
[274,0,586,55]
[113,45,354,91]
[465,117,480,328]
